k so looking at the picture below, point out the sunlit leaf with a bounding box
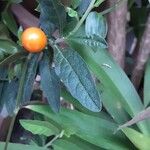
[20,120,59,136]
[26,105,130,149]
[68,38,150,134]
[0,142,48,150]
[123,127,150,150]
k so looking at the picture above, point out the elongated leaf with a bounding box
[38,0,66,36]
[66,136,101,150]
[97,83,129,124]
[0,51,27,67]
[122,128,150,150]
[2,10,18,36]
[61,87,113,121]
[0,22,10,40]
[1,80,18,115]
[20,120,59,136]
[39,52,60,112]
[144,59,150,107]
[0,39,18,57]
[68,35,107,49]
[53,139,90,150]
[22,54,39,104]
[85,12,107,38]
[54,46,101,112]
[67,39,150,134]
[26,105,130,150]
[0,142,48,150]
[53,140,83,150]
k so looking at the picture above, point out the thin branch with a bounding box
[131,13,150,89]
[67,0,97,37]
[44,130,64,148]
[4,54,32,150]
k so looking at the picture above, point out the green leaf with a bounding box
[8,64,16,81]
[61,87,112,121]
[1,80,18,115]
[0,22,10,40]
[2,10,18,36]
[53,139,83,150]
[66,7,78,18]
[97,83,129,124]
[54,46,101,112]
[63,18,77,37]
[0,39,19,58]
[65,136,101,150]
[21,54,39,104]
[0,51,27,68]
[20,119,59,136]
[144,59,150,107]
[85,12,107,38]
[26,105,130,150]
[68,40,150,134]
[53,139,93,150]
[39,52,60,112]
[17,26,23,42]
[0,142,48,150]
[122,127,150,150]
[67,34,107,49]
[38,0,66,36]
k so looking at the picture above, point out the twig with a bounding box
[131,13,150,89]
[3,110,18,150]
[44,130,64,148]
[67,0,97,37]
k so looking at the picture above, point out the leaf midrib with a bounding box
[55,46,100,110]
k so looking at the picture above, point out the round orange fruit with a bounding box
[21,27,47,53]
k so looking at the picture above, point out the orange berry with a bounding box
[21,27,47,53]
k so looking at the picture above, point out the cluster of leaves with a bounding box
[0,0,108,115]
[1,0,150,150]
